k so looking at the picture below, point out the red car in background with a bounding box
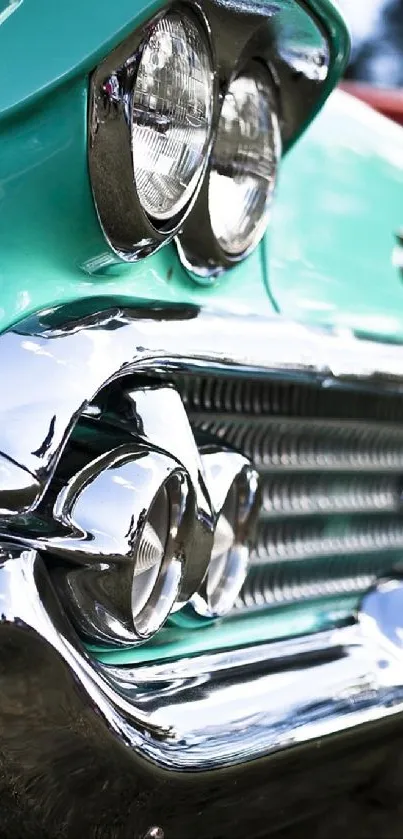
[341,82,403,125]
[338,0,403,124]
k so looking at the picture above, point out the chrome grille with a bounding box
[174,373,403,614]
[260,474,399,517]
[183,416,403,472]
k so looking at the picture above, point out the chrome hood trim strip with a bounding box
[2,299,403,515]
[2,543,403,775]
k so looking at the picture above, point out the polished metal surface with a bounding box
[3,299,403,639]
[175,0,331,279]
[101,386,258,615]
[173,447,260,621]
[174,371,403,618]
[88,4,214,262]
[0,375,262,639]
[88,0,333,270]
[49,444,191,645]
[3,299,403,522]
[236,560,380,611]
[54,384,217,611]
[122,386,215,604]
[179,59,281,277]
[3,541,403,789]
[187,415,403,473]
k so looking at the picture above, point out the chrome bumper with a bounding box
[2,300,403,835]
[1,542,403,836]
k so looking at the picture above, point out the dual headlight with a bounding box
[89,6,281,276]
[131,11,212,223]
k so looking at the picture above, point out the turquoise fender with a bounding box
[269,89,403,340]
[0,0,401,343]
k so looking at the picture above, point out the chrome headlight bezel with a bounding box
[88,0,339,277]
[88,4,215,262]
[176,55,282,279]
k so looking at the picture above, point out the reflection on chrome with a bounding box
[0,374,261,639]
[207,61,281,264]
[49,445,190,645]
[2,301,403,642]
[2,543,403,779]
[123,386,215,604]
[88,5,214,261]
[172,447,260,622]
[2,300,403,518]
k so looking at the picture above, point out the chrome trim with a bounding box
[87,0,336,272]
[175,0,331,279]
[47,384,216,611]
[49,444,191,645]
[123,386,214,604]
[3,543,403,778]
[177,60,282,277]
[172,447,260,622]
[181,376,403,615]
[0,376,262,638]
[88,3,215,262]
[3,299,403,518]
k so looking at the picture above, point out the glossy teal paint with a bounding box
[0,0,348,123]
[0,0,165,119]
[0,0,22,27]
[268,90,403,340]
[281,0,350,150]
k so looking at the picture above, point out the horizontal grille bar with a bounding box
[191,415,403,473]
[177,374,403,422]
[253,515,403,563]
[260,474,400,518]
[235,559,381,610]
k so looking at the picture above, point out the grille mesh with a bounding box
[174,373,403,615]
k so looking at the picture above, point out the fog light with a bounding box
[171,448,260,624]
[131,471,187,639]
[46,446,191,646]
[205,482,250,616]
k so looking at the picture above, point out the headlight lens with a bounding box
[132,473,186,639]
[208,63,281,257]
[132,11,214,222]
[206,483,250,616]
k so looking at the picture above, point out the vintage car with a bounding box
[1,0,403,837]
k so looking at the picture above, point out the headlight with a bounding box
[89,0,335,274]
[132,11,213,222]
[88,8,214,261]
[209,62,281,257]
[46,446,191,646]
[170,449,260,625]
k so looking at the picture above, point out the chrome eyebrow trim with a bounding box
[2,299,403,515]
